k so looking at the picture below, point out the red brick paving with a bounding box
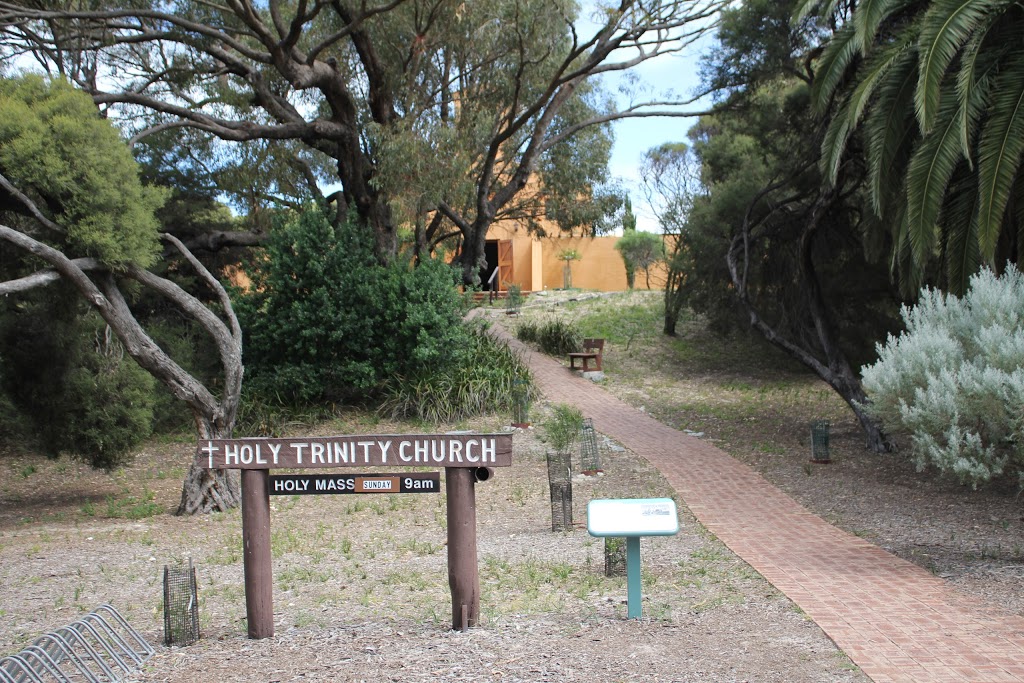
[494,321,1024,683]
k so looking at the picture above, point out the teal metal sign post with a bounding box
[587,498,679,619]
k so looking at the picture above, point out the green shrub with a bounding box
[0,295,154,469]
[544,403,584,454]
[537,319,582,356]
[379,324,535,423]
[59,346,156,470]
[862,266,1024,486]
[237,207,470,403]
[516,320,540,343]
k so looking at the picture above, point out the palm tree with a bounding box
[800,0,1024,294]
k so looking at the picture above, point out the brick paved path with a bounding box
[494,321,1024,683]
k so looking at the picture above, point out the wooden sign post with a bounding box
[196,433,512,638]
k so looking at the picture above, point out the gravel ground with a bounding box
[2,292,1020,682]
[0,420,867,682]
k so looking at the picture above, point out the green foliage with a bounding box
[557,249,581,263]
[61,344,156,471]
[0,295,154,470]
[0,75,165,266]
[515,320,540,344]
[237,207,470,403]
[615,231,666,289]
[379,324,535,424]
[516,319,582,356]
[544,403,584,454]
[622,196,637,233]
[862,265,1024,486]
[808,0,1024,293]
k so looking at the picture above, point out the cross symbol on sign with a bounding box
[202,441,219,467]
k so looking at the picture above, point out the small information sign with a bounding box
[587,498,680,620]
[269,472,440,496]
[587,498,679,537]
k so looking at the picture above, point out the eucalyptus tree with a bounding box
[672,0,902,452]
[802,0,1024,294]
[638,141,702,333]
[0,75,243,515]
[0,0,725,283]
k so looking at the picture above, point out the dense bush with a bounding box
[0,295,155,469]
[379,323,535,423]
[862,266,1024,486]
[59,340,156,470]
[238,208,470,403]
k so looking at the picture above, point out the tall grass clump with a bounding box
[517,319,582,355]
[379,324,536,424]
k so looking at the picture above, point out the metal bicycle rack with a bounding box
[0,604,153,682]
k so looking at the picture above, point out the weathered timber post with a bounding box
[241,469,273,639]
[446,467,479,631]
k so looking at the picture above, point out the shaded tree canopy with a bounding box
[0,0,724,283]
[674,0,903,452]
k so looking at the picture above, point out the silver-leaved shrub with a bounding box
[861,265,1024,486]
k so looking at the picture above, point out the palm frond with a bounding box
[976,48,1024,262]
[891,201,926,297]
[794,0,842,23]
[955,27,995,166]
[854,0,917,52]
[846,26,919,128]
[864,48,919,217]
[821,99,854,184]
[811,25,861,114]
[955,8,1020,163]
[916,0,1007,132]
[905,86,968,266]
[941,170,980,294]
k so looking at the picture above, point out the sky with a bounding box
[582,7,716,233]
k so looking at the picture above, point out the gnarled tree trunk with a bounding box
[725,186,892,453]
[177,418,240,515]
[0,199,245,513]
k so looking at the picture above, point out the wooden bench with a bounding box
[568,338,604,372]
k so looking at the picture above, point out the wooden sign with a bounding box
[220,431,514,640]
[196,433,512,470]
[269,472,440,495]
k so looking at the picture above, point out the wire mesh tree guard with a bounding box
[579,417,601,474]
[512,379,532,427]
[546,450,573,532]
[163,559,200,646]
[810,420,831,463]
[604,537,627,576]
